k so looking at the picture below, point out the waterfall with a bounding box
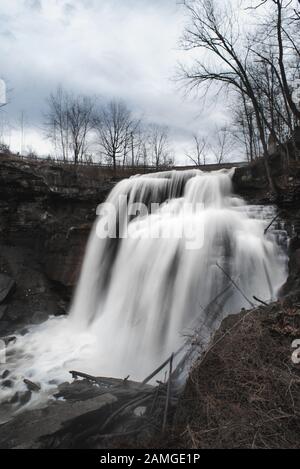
[69,168,286,378]
[0,169,288,418]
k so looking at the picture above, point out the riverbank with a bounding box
[0,152,300,449]
[154,296,300,449]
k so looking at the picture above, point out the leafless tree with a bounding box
[94,100,136,171]
[148,124,173,169]
[209,126,233,164]
[128,124,149,166]
[45,86,70,161]
[230,94,261,162]
[180,0,277,191]
[185,134,208,166]
[249,2,299,128]
[45,86,94,164]
[67,95,94,164]
[241,1,300,162]
[271,0,300,122]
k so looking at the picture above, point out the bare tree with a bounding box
[230,94,261,163]
[148,124,173,169]
[180,0,277,191]
[209,126,233,164]
[45,86,94,164]
[0,79,11,153]
[272,0,300,122]
[185,134,208,166]
[45,86,70,161]
[94,100,135,171]
[128,124,149,166]
[67,95,94,164]
[240,4,300,162]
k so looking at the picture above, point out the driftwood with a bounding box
[69,370,99,383]
[253,296,269,306]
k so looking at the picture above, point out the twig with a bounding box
[149,384,161,415]
[142,349,182,385]
[253,296,269,307]
[264,213,280,235]
[201,307,257,362]
[216,262,255,308]
[162,353,173,433]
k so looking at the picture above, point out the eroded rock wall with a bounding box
[0,154,114,333]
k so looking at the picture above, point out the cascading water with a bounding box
[0,168,288,420]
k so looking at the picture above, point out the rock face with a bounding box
[0,154,115,333]
[0,377,154,449]
[232,154,300,206]
[0,274,15,304]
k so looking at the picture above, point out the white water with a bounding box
[0,169,288,419]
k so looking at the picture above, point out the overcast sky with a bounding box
[0,0,231,163]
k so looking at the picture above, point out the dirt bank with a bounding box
[154,297,300,449]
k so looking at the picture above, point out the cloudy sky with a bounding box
[0,0,231,163]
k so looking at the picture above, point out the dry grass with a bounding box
[157,301,300,449]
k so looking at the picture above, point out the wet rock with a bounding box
[19,391,32,406]
[31,310,49,324]
[10,391,32,406]
[0,274,16,304]
[2,380,13,388]
[9,392,19,404]
[1,370,10,379]
[3,336,16,346]
[23,379,41,393]
[0,376,154,449]
[0,304,8,320]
